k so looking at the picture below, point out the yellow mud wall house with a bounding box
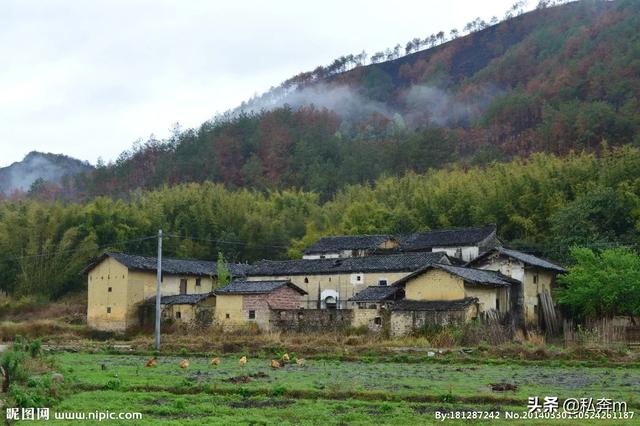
[85,252,248,331]
[246,252,450,309]
[214,280,307,330]
[468,247,566,327]
[353,263,516,336]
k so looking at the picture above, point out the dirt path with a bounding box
[0,343,8,353]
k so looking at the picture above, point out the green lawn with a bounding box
[17,352,640,425]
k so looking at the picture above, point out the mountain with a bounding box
[63,0,640,199]
[0,152,93,196]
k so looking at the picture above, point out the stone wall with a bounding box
[269,309,354,332]
[390,309,469,337]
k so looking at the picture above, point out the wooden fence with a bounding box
[563,317,640,346]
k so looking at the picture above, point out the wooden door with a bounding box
[180,279,187,295]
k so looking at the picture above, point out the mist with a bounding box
[232,80,499,130]
[0,152,92,194]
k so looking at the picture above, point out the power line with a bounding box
[0,235,157,263]
[164,233,291,250]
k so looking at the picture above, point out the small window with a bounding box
[304,277,309,283]
[248,310,256,320]
[378,279,388,286]
[107,307,111,314]
[176,311,181,319]
[534,305,538,315]
[374,317,382,325]
[107,274,110,279]
[108,287,112,293]
[533,274,538,284]
[225,313,230,319]
[356,275,362,282]
[496,298,500,311]
[196,278,201,287]
[329,277,331,282]
[320,255,326,259]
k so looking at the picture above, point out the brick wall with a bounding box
[243,286,302,312]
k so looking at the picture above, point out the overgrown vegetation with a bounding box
[556,247,640,320]
[0,336,62,409]
[2,146,640,300]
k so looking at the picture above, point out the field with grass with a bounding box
[17,351,639,425]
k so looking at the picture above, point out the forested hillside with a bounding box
[3,0,640,301]
[45,0,640,200]
[2,146,639,299]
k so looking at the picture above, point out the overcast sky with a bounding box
[0,0,525,167]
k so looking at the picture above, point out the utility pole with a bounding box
[154,229,163,351]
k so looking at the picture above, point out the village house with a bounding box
[246,251,450,310]
[84,252,247,331]
[467,247,566,327]
[350,263,518,335]
[147,293,217,326]
[214,279,307,330]
[302,235,400,259]
[303,224,499,262]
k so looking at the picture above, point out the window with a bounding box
[108,287,112,293]
[106,307,111,314]
[304,277,309,283]
[175,311,181,319]
[356,275,362,282]
[248,310,256,320]
[195,278,201,287]
[180,279,187,295]
[225,313,230,319]
[533,274,538,284]
[378,279,388,286]
[496,298,500,311]
[374,317,382,325]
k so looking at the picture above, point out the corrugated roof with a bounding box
[399,224,497,251]
[216,279,307,295]
[391,298,478,311]
[348,286,401,302]
[248,252,449,276]
[392,263,517,288]
[304,235,396,254]
[83,252,249,277]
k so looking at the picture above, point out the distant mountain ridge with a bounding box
[20,0,640,200]
[0,152,93,195]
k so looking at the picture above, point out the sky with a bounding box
[0,0,525,167]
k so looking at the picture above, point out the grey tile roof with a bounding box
[159,293,215,305]
[399,224,497,250]
[83,252,249,277]
[391,298,478,311]
[216,279,307,295]
[348,286,401,302]
[248,252,449,276]
[303,225,497,255]
[392,263,517,288]
[494,247,566,273]
[304,235,396,254]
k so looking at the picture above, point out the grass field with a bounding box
[17,351,639,425]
